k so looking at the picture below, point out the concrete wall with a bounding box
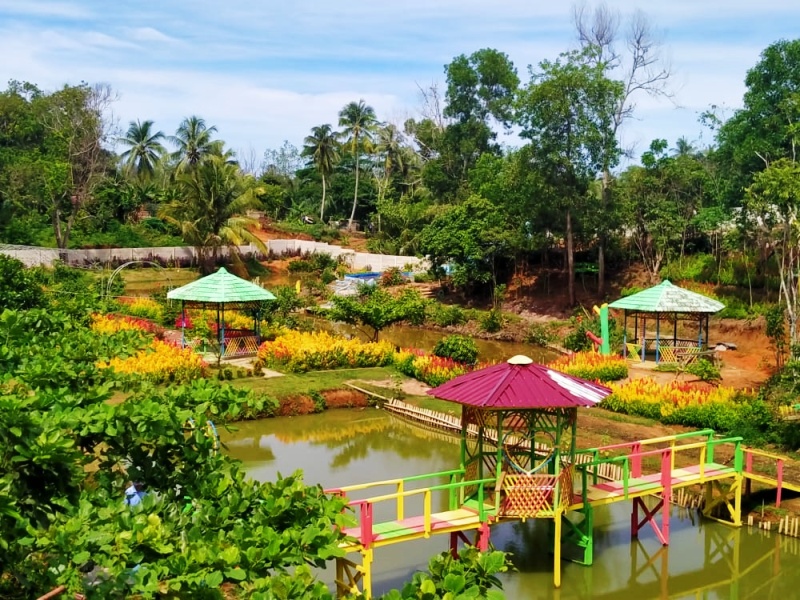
[0,241,426,272]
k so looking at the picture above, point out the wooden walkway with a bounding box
[329,416,800,598]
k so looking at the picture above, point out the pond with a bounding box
[322,321,558,365]
[223,410,800,599]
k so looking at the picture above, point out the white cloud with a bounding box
[1,0,799,158]
[126,27,178,44]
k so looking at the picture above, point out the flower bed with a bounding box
[394,348,487,387]
[97,339,208,383]
[91,313,165,336]
[256,331,395,373]
[601,378,767,435]
[548,352,628,382]
[119,296,164,321]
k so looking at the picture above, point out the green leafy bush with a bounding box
[0,255,46,311]
[427,303,467,327]
[434,334,479,365]
[525,322,556,346]
[480,309,504,333]
[379,546,512,600]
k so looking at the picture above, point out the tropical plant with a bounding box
[302,124,340,221]
[169,115,219,171]
[160,155,267,272]
[338,99,378,228]
[118,119,166,178]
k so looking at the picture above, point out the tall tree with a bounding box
[118,119,166,178]
[41,83,116,249]
[169,116,218,171]
[302,125,340,221]
[160,155,267,272]
[744,158,800,351]
[574,3,672,295]
[517,49,623,305]
[717,39,800,201]
[338,100,378,229]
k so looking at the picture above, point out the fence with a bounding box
[0,241,426,272]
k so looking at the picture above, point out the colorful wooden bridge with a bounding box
[326,428,799,598]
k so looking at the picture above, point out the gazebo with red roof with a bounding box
[428,354,611,520]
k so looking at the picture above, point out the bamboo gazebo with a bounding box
[609,280,724,364]
[167,267,276,359]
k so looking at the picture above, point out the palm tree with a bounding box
[302,124,340,221]
[375,124,405,180]
[118,120,166,178]
[169,116,218,171]
[160,155,267,272]
[338,100,378,229]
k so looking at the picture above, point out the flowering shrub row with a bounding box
[97,339,208,383]
[91,313,165,336]
[601,378,768,435]
[256,331,395,373]
[548,352,628,382]
[119,296,164,322]
[394,349,477,387]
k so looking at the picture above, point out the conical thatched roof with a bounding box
[167,267,275,305]
[608,280,724,314]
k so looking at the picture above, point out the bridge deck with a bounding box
[571,463,737,510]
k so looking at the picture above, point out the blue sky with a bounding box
[2,1,799,167]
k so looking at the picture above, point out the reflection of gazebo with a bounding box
[167,267,275,359]
[429,354,611,581]
[609,280,724,363]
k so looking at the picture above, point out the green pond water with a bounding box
[222,410,800,599]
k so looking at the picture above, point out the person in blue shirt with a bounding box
[124,482,146,507]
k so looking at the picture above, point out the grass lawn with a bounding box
[229,366,398,398]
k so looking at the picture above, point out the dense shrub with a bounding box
[480,309,504,333]
[0,255,45,311]
[380,267,406,286]
[427,302,467,327]
[525,322,557,346]
[434,334,479,365]
[394,348,478,387]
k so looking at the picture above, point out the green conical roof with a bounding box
[167,267,276,304]
[608,280,724,314]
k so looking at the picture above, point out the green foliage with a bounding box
[381,267,406,287]
[379,546,512,600]
[329,285,426,341]
[524,322,557,346]
[0,256,45,311]
[427,303,467,328]
[0,308,352,598]
[686,358,722,384]
[563,316,594,353]
[288,252,340,274]
[433,335,479,366]
[479,309,504,333]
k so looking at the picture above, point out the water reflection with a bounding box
[224,410,800,599]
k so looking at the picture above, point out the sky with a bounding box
[1,0,799,167]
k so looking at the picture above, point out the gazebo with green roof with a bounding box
[608,280,725,363]
[167,267,276,359]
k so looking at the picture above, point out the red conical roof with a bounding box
[428,355,611,409]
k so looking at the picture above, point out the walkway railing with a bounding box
[327,469,499,549]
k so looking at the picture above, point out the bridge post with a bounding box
[553,508,563,587]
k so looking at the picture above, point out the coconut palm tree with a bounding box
[302,124,340,221]
[169,116,218,171]
[160,155,267,272]
[338,100,378,229]
[118,119,166,178]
